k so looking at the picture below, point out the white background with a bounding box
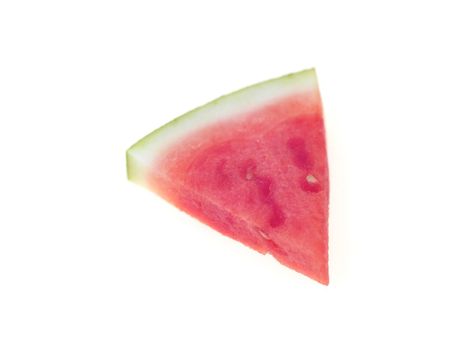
[1,1,466,349]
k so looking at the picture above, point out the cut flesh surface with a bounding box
[127,69,329,284]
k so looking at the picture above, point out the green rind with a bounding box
[127,68,319,186]
[126,147,146,184]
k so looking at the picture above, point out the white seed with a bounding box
[306,174,318,183]
[245,167,254,180]
[258,229,270,240]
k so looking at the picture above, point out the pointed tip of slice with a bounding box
[320,273,329,286]
[296,263,329,286]
[306,268,329,286]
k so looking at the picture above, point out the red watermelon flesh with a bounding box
[127,69,329,284]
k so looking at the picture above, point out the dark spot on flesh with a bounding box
[287,137,313,170]
[286,137,322,194]
[269,203,285,227]
[239,160,285,228]
[252,176,285,228]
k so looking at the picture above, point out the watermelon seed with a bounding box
[302,174,322,193]
[245,167,254,180]
[241,159,257,181]
[306,174,318,184]
[258,229,271,240]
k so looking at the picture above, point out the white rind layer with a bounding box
[127,68,319,187]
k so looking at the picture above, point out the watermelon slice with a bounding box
[127,69,329,284]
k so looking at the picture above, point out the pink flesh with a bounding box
[148,93,329,284]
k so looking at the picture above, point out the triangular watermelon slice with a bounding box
[127,69,329,284]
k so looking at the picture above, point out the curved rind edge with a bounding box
[126,68,319,186]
